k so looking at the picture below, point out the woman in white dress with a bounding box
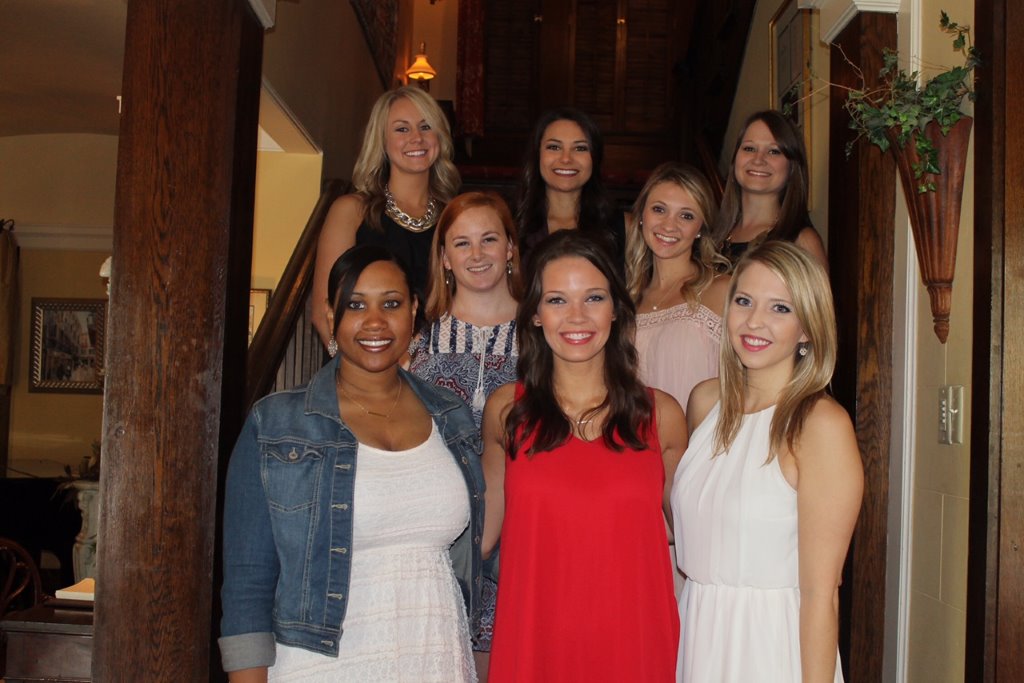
[626,162,731,411]
[671,241,862,682]
[220,246,483,683]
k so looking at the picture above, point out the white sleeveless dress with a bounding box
[269,424,477,682]
[671,403,844,682]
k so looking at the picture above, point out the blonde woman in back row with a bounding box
[312,86,460,349]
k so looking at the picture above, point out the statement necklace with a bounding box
[385,187,439,233]
[337,374,403,419]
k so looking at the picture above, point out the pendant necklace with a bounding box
[649,273,691,311]
[337,374,403,419]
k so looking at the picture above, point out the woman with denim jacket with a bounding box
[220,245,484,682]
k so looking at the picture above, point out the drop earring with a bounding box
[798,343,809,357]
[444,269,453,287]
[506,260,513,275]
[327,337,338,358]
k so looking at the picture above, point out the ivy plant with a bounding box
[843,12,979,192]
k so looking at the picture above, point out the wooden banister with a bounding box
[244,179,348,410]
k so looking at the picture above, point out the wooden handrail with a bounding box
[244,179,348,410]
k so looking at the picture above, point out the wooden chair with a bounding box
[0,536,44,615]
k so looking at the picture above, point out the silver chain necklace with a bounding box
[384,186,439,233]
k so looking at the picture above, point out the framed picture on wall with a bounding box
[249,289,271,346]
[29,298,106,394]
[770,0,813,154]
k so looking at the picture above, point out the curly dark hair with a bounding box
[506,230,652,457]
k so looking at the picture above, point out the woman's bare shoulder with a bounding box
[686,378,720,431]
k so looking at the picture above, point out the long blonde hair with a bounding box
[625,163,728,307]
[715,241,837,460]
[352,86,460,230]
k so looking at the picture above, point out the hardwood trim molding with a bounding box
[248,0,275,29]
[806,0,900,43]
[15,224,113,252]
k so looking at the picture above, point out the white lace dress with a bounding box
[269,424,477,682]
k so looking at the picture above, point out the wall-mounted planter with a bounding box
[887,116,973,343]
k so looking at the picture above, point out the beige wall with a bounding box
[0,134,118,227]
[0,133,116,476]
[252,150,322,290]
[262,0,384,181]
[904,0,974,678]
[8,249,108,476]
[721,0,831,243]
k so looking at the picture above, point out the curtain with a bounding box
[456,0,485,137]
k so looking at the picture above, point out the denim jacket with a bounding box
[218,358,484,672]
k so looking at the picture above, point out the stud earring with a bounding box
[444,269,453,287]
[327,337,338,358]
[696,231,703,239]
[798,343,809,357]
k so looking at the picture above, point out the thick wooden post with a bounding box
[969,0,1024,680]
[828,12,897,683]
[93,1,262,680]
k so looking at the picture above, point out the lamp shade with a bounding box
[406,42,436,81]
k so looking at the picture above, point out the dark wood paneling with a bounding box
[969,0,1024,680]
[828,13,897,683]
[483,0,542,132]
[92,1,262,680]
[676,0,757,161]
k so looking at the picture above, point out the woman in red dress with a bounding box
[481,230,686,682]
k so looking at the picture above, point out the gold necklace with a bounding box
[337,375,403,418]
[649,273,691,311]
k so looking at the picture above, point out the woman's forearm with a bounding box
[799,589,840,682]
[228,667,268,683]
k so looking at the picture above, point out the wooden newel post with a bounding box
[93,1,262,680]
[887,116,973,343]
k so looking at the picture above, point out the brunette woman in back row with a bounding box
[711,110,827,269]
[515,108,626,262]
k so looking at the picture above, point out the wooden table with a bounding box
[0,602,93,682]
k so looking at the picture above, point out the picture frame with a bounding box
[29,298,106,394]
[249,289,271,346]
[770,0,813,155]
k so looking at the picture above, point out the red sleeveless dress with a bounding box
[488,387,679,682]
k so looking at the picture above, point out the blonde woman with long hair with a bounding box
[626,162,731,411]
[312,86,460,348]
[671,241,862,682]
